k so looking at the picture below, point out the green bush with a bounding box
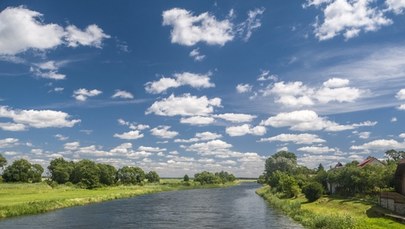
[303,182,324,202]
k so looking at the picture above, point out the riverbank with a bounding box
[256,186,404,229]
[0,180,239,219]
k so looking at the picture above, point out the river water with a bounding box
[0,182,302,228]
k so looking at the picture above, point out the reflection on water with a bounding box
[0,183,302,229]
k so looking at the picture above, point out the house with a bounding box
[358,156,384,168]
[379,160,405,216]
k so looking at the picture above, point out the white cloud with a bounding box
[351,139,405,151]
[386,0,405,14]
[145,72,214,94]
[146,94,221,117]
[150,126,178,139]
[175,131,222,143]
[138,146,167,152]
[399,133,405,138]
[259,133,325,144]
[391,117,398,122]
[0,106,80,129]
[323,77,350,88]
[399,104,405,110]
[189,48,205,61]
[162,8,234,46]
[54,134,69,141]
[180,116,215,125]
[297,146,336,154]
[261,110,372,132]
[114,130,144,140]
[307,0,392,40]
[30,61,66,80]
[73,88,102,101]
[358,131,371,139]
[215,113,256,123]
[0,138,19,148]
[315,86,362,103]
[112,90,134,99]
[65,24,110,48]
[396,89,405,100]
[226,124,266,137]
[186,140,233,154]
[236,84,253,93]
[257,70,278,81]
[64,141,80,151]
[0,6,109,55]
[264,81,314,107]
[237,8,265,41]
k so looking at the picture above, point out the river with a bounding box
[0,182,302,228]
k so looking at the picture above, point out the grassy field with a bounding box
[0,180,238,219]
[257,186,404,229]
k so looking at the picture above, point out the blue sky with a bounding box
[1,0,405,177]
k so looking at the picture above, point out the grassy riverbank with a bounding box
[0,180,238,219]
[257,186,404,229]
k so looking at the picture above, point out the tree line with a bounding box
[0,155,237,189]
[259,150,403,202]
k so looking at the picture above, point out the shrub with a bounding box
[302,182,324,202]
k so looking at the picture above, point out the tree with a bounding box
[303,182,324,202]
[265,151,297,178]
[71,159,100,189]
[0,154,7,171]
[117,166,145,185]
[48,158,74,184]
[98,163,117,186]
[215,171,236,183]
[145,171,160,183]
[183,174,190,182]
[385,149,405,163]
[2,159,43,183]
[194,171,220,185]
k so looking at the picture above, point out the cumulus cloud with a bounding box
[257,70,278,81]
[214,113,256,123]
[236,84,253,93]
[386,0,405,14]
[189,48,205,61]
[351,139,405,151]
[297,146,336,154]
[64,141,80,151]
[396,89,405,100]
[54,134,69,141]
[0,6,109,55]
[146,94,221,117]
[226,124,266,137]
[150,126,178,139]
[73,88,102,101]
[113,130,144,140]
[306,0,392,40]
[323,78,350,88]
[186,140,233,154]
[145,72,214,94]
[400,133,405,138]
[0,138,19,148]
[0,106,80,130]
[162,8,234,46]
[175,131,222,143]
[30,61,66,80]
[112,90,134,99]
[261,110,375,132]
[259,133,325,144]
[180,116,215,125]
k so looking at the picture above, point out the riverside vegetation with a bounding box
[0,155,238,219]
[257,150,405,228]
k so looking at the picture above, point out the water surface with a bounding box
[0,183,302,228]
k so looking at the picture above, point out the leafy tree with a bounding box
[71,159,100,189]
[98,163,117,186]
[117,166,145,185]
[2,159,43,183]
[265,151,298,179]
[278,172,300,198]
[0,154,7,171]
[48,158,74,184]
[194,171,220,185]
[303,182,324,202]
[257,174,267,184]
[145,171,160,183]
[183,174,190,182]
[215,171,236,183]
[317,163,325,173]
[385,149,405,163]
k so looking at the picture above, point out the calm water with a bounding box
[0,183,302,228]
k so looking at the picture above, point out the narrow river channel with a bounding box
[0,183,302,228]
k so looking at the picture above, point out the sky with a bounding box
[1,0,405,177]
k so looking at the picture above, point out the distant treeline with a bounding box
[0,155,236,189]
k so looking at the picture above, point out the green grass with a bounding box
[0,181,238,219]
[257,186,404,229]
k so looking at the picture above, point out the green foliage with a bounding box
[2,159,43,183]
[215,171,236,183]
[48,158,74,184]
[97,163,117,186]
[0,154,7,170]
[145,171,160,183]
[183,174,189,182]
[265,151,297,178]
[385,149,405,162]
[302,182,324,202]
[257,174,266,184]
[71,160,100,189]
[117,166,145,185]
[194,171,220,185]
